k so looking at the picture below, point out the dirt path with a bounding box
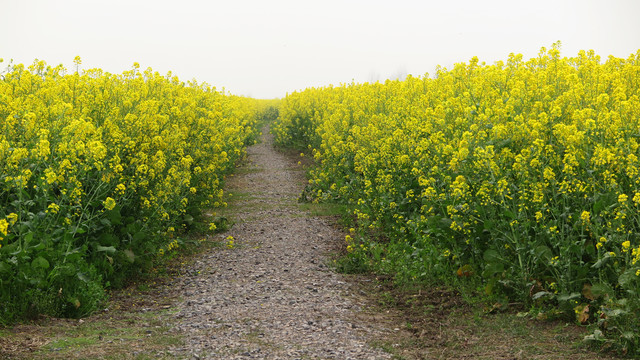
[168,125,396,359]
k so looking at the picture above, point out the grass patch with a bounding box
[353,276,620,360]
[226,190,254,201]
[298,202,352,217]
[43,337,102,352]
[233,165,263,176]
[2,312,182,360]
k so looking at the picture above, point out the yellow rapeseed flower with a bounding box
[0,219,8,237]
[103,197,116,211]
[47,203,60,214]
[7,213,18,226]
[580,211,590,223]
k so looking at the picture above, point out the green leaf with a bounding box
[584,329,604,342]
[64,247,84,262]
[483,220,495,231]
[590,283,613,299]
[24,232,34,246]
[483,249,501,263]
[622,331,636,340]
[123,249,135,263]
[0,261,11,275]
[605,308,628,318]
[618,268,637,289]
[96,245,116,254]
[591,253,611,269]
[482,262,504,277]
[98,233,118,246]
[107,206,122,225]
[126,221,142,234]
[593,197,608,214]
[10,248,23,256]
[557,292,581,302]
[534,245,552,262]
[30,241,46,251]
[4,242,21,255]
[132,231,146,242]
[31,256,50,269]
[503,209,516,220]
[532,290,552,300]
[439,217,452,229]
[77,272,89,283]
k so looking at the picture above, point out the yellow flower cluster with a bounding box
[225,235,235,249]
[0,219,8,245]
[1,58,256,230]
[275,43,640,301]
[158,239,180,257]
[0,58,258,311]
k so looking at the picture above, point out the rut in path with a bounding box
[169,125,397,359]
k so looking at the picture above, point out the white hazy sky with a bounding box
[1,0,639,99]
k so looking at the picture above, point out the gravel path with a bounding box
[168,125,394,359]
